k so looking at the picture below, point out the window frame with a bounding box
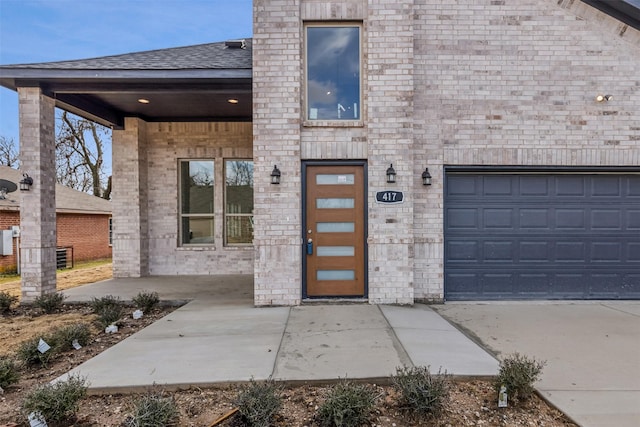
[224,159,254,247]
[178,159,216,246]
[303,22,363,126]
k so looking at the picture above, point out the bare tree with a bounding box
[0,135,19,167]
[56,111,111,199]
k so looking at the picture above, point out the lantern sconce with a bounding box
[421,168,432,186]
[386,163,396,184]
[20,173,33,191]
[595,94,612,102]
[270,165,281,185]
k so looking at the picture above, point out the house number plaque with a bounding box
[375,191,404,204]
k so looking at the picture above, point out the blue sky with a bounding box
[0,0,253,149]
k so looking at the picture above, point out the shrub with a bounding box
[392,365,450,417]
[132,291,160,313]
[51,323,92,352]
[234,378,283,427]
[22,374,88,423]
[91,295,125,327]
[33,292,66,314]
[96,304,125,328]
[90,295,122,314]
[17,336,56,368]
[0,357,20,389]
[0,291,18,314]
[316,380,378,427]
[124,391,179,427]
[495,352,546,404]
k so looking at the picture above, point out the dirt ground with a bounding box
[0,265,577,426]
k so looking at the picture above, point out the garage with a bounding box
[444,171,640,300]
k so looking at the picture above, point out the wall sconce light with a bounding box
[386,164,396,183]
[20,173,33,191]
[270,165,281,185]
[421,168,432,186]
[595,94,612,102]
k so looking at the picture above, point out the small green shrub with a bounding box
[96,304,124,328]
[0,291,18,314]
[90,294,122,313]
[392,365,450,417]
[495,352,546,404]
[22,374,88,423]
[132,291,160,313]
[124,391,179,427]
[0,357,20,389]
[316,380,378,427]
[33,292,66,314]
[91,295,125,327]
[51,323,92,352]
[17,336,56,368]
[234,378,283,427]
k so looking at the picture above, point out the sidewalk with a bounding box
[58,277,497,391]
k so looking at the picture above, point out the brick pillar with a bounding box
[367,0,415,304]
[18,87,57,302]
[253,0,303,306]
[112,117,149,277]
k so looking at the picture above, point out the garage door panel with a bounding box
[445,172,640,300]
[520,209,549,228]
[628,210,640,229]
[591,242,621,262]
[520,241,549,261]
[556,242,586,262]
[591,209,621,229]
[483,241,514,262]
[556,209,586,229]
[447,241,479,261]
[447,208,478,229]
[519,176,549,196]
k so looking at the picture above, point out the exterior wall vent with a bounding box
[225,39,246,49]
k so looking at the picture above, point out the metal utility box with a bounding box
[0,230,13,256]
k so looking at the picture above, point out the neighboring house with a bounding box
[0,0,638,303]
[0,166,111,274]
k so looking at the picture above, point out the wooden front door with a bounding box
[304,164,366,297]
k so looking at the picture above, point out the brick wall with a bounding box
[0,211,111,273]
[57,213,112,262]
[0,211,19,273]
[412,0,640,301]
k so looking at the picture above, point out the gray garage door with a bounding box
[444,172,640,300]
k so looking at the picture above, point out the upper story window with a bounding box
[305,24,361,121]
[179,160,214,245]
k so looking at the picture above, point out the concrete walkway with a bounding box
[58,276,497,391]
[434,302,640,427]
[59,277,640,426]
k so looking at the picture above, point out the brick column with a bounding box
[112,117,149,277]
[253,0,303,306]
[18,87,57,302]
[367,0,415,304]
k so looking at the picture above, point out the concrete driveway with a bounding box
[434,302,640,427]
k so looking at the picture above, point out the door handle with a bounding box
[306,238,313,255]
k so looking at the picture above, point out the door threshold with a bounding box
[302,298,369,305]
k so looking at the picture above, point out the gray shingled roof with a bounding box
[0,166,111,214]
[1,40,252,71]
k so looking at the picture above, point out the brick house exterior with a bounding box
[0,166,111,275]
[1,0,638,303]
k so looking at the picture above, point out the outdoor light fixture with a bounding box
[227,98,239,104]
[595,94,613,102]
[137,98,150,104]
[421,168,432,186]
[386,164,396,184]
[20,173,33,191]
[270,165,281,184]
